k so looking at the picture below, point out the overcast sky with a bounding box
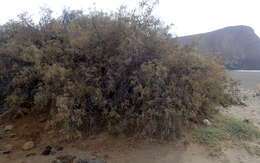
[0,0,259,37]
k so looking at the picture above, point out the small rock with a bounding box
[77,156,106,163]
[52,155,76,163]
[4,125,14,131]
[243,119,250,123]
[8,133,16,138]
[41,145,52,155]
[22,141,35,151]
[26,153,36,157]
[54,146,64,151]
[1,150,12,154]
[202,119,212,126]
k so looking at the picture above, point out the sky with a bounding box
[0,0,260,37]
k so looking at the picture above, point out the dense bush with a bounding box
[0,2,230,138]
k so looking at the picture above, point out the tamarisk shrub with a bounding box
[0,2,231,139]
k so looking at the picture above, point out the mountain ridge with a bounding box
[178,25,260,69]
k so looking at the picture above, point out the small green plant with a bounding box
[195,127,226,146]
[223,118,260,140]
[195,114,260,148]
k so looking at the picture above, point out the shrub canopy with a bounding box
[0,3,228,138]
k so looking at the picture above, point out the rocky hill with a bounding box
[178,26,260,69]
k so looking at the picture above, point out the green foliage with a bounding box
[0,1,233,138]
[194,114,260,152]
[223,117,260,139]
[195,127,226,146]
[195,114,260,147]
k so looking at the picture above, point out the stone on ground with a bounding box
[202,119,212,127]
[77,155,106,163]
[41,145,52,155]
[4,125,14,131]
[22,141,35,151]
[52,155,76,163]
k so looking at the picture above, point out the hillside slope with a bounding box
[178,26,260,69]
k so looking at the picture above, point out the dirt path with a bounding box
[0,140,223,163]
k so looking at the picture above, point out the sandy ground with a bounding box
[0,133,221,163]
[222,93,260,129]
[226,70,260,129]
[0,96,259,163]
[220,95,260,163]
[1,71,260,163]
[1,138,249,163]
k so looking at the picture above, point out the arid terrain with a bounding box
[0,1,260,163]
[0,71,259,163]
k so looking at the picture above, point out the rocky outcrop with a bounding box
[178,25,260,70]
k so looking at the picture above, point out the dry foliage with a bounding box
[0,1,233,139]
